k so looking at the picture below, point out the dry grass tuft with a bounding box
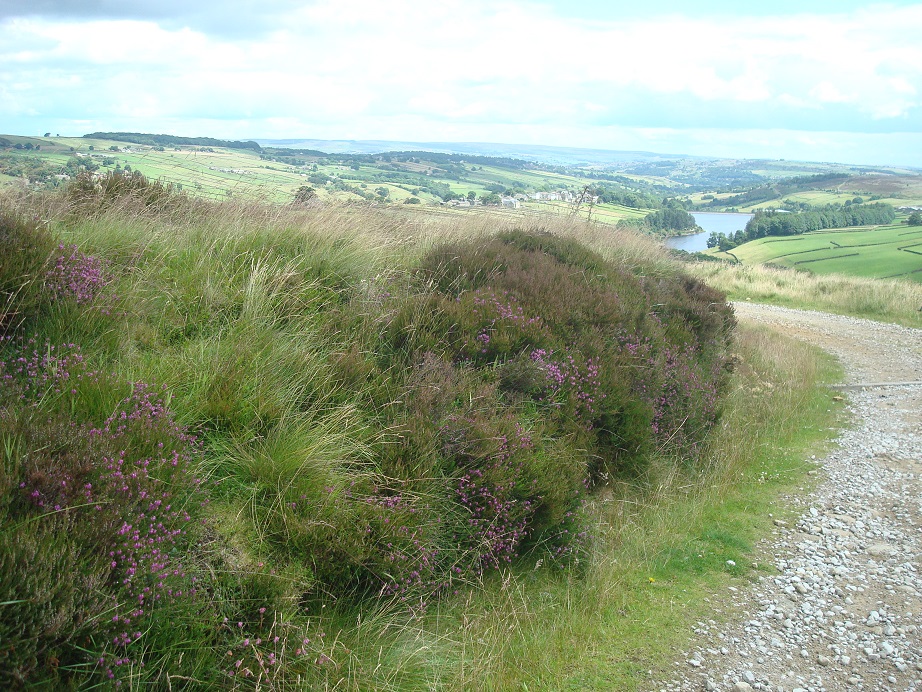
[689,261,922,328]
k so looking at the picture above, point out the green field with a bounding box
[0,134,679,242]
[523,199,651,223]
[745,190,922,212]
[711,223,922,282]
[0,135,661,218]
[0,136,313,202]
[690,168,922,212]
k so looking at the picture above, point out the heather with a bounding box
[0,183,838,690]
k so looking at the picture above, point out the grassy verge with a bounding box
[687,260,922,329]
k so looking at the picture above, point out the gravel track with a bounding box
[659,303,922,692]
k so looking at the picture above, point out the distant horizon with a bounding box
[251,136,922,170]
[9,128,922,171]
[34,130,918,170]
[253,136,696,161]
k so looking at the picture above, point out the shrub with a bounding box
[328,231,735,600]
[407,231,734,464]
[0,340,203,686]
[66,170,180,216]
[44,244,112,305]
[1,210,736,672]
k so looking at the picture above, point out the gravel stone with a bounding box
[654,304,922,692]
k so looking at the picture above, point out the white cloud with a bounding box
[1,1,921,163]
[810,82,851,104]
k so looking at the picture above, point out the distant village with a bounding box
[446,189,599,209]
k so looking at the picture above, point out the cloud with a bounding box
[0,0,306,37]
[1,0,921,165]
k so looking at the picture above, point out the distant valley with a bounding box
[2,131,921,283]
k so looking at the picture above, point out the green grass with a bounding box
[398,323,844,689]
[528,200,651,223]
[687,260,922,328]
[710,223,922,282]
[0,136,587,207]
[0,190,848,689]
[745,190,842,210]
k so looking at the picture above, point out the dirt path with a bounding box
[660,303,922,692]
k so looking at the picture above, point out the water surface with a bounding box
[664,212,754,252]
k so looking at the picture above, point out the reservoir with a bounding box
[664,212,754,252]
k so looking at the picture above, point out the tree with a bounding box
[645,207,696,232]
[717,235,737,252]
[43,132,51,137]
[294,185,316,204]
[908,211,922,226]
[467,191,476,202]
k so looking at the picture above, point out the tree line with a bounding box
[707,203,896,250]
[83,132,262,152]
[699,173,853,210]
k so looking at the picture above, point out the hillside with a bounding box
[0,133,675,228]
[1,187,716,686]
[707,224,922,283]
[4,133,921,230]
[13,172,922,688]
[690,170,922,212]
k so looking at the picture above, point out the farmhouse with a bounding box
[529,190,579,202]
[209,167,253,176]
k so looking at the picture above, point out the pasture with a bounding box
[0,137,620,208]
[2,135,666,229]
[711,223,922,282]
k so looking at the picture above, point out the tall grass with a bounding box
[0,186,843,688]
[688,259,922,328]
[404,323,842,690]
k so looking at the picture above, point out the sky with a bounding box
[2,1,921,167]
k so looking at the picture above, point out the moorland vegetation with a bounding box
[0,171,846,688]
